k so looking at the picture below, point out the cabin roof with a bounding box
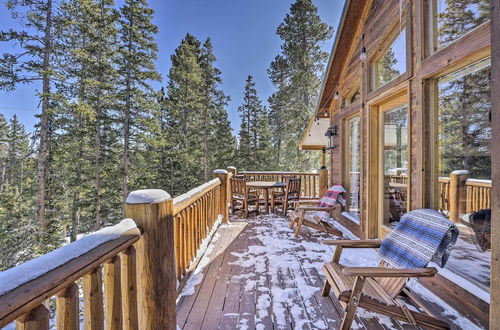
[314,0,369,116]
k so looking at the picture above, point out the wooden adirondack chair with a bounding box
[270,177,301,215]
[230,175,259,217]
[321,239,450,329]
[288,199,343,238]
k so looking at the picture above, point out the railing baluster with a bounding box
[56,283,79,330]
[16,303,49,330]
[104,256,122,330]
[83,267,104,330]
[121,246,138,330]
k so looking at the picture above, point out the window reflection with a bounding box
[345,116,361,222]
[373,28,406,89]
[435,59,491,291]
[382,105,408,227]
[430,0,489,52]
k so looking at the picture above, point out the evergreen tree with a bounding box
[237,75,269,170]
[268,0,332,171]
[166,34,205,194]
[117,0,161,209]
[0,0,59,235]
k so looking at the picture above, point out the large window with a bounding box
[381,104,408,228]
[428,0,490,53]
[344,115,361,222]
[371,28,407,90]
[434,59,491,291]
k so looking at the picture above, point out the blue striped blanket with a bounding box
[379,209,459,268]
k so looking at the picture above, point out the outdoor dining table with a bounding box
[246,181,287,214]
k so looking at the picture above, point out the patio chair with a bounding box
[321,209,458,330]
[270,177,301,215]
[289,185,346,238]
[230,175,259,217]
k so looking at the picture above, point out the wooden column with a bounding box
[121,246,138,330]
[16,304,49,330]
[125,189,176,330]
[318,168,329,198]
[56,283,79,330]
[83,268,104,330]
[490,0,499,327]
[227,166,237,175]
[213,170,230,223]
[448,170,469,222]
[104,256,122,330]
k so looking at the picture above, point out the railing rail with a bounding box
[240,171,320,198]
[0,221,142,329]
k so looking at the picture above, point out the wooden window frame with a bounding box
[367,86,410,239]
[343,113,362,223]
[368,17,411,93]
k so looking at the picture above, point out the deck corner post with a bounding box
[213,169,230,223]
[227,166,237,175]
[318,168,329,198]
[448,170,469,222]
[125,189,176,330]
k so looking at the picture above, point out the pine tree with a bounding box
[237,75,268,170]
[0,115,37,270]
[268,0,332,171]
[0,0,59,234]
[117,0,161,209]
[166,34,205,194]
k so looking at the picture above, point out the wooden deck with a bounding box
[176,214,481,330]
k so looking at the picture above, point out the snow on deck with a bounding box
[176,214,483,330]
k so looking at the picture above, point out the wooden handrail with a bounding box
[0,227,141,328]
[240,170,320,198]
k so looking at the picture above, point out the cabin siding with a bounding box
[317,0,493,327]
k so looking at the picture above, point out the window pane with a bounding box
[345,116,361,222]
[376,29,406,88]
[382,105,408,227]
[436,0,489,50]
[436,60,491,291]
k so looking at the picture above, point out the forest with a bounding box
[0,0,332,270]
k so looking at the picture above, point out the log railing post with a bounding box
[213,169,230,223]
[16,303,49,330]
[104,256,122,330]
[56,283,79,330]
[125,189,176,330]
[121,246,138,330]
[83,267,104,330]
[449,170,469,222]
[318,168,329,199]
[227,166,237,175]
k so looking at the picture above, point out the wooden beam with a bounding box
[121,246,138,330]
[83,268,104,330]
[104,256,122,330]
[16,304,49,330]
[490,0,500,328]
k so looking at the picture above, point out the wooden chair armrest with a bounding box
[297,206,332,212]
[290,199,320,205]
[321,240,382,248]
[342,267,437,278]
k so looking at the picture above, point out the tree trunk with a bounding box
[123,61,131,215]
[36,0,53,235]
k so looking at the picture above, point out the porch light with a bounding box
[334,90,340,100]
[324,125,338,151]
[359,33,367,61]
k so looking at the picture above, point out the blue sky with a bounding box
[0,0,344,133]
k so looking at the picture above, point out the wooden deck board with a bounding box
[177,214,479,330]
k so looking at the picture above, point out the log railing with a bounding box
[0,169,232,330]
[239,170,320,198]
[0,220,142,330]
[438,177,451,213]
[466,179,492,214]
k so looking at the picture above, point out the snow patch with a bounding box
[0,219,137,296]
[213,169,229,174]
[126,189,170,204]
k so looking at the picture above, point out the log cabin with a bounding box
[301,0,499,327]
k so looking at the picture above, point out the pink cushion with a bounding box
[318,185,346,207]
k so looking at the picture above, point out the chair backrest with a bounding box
[231,175,247,196]
[286,177,301,199]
